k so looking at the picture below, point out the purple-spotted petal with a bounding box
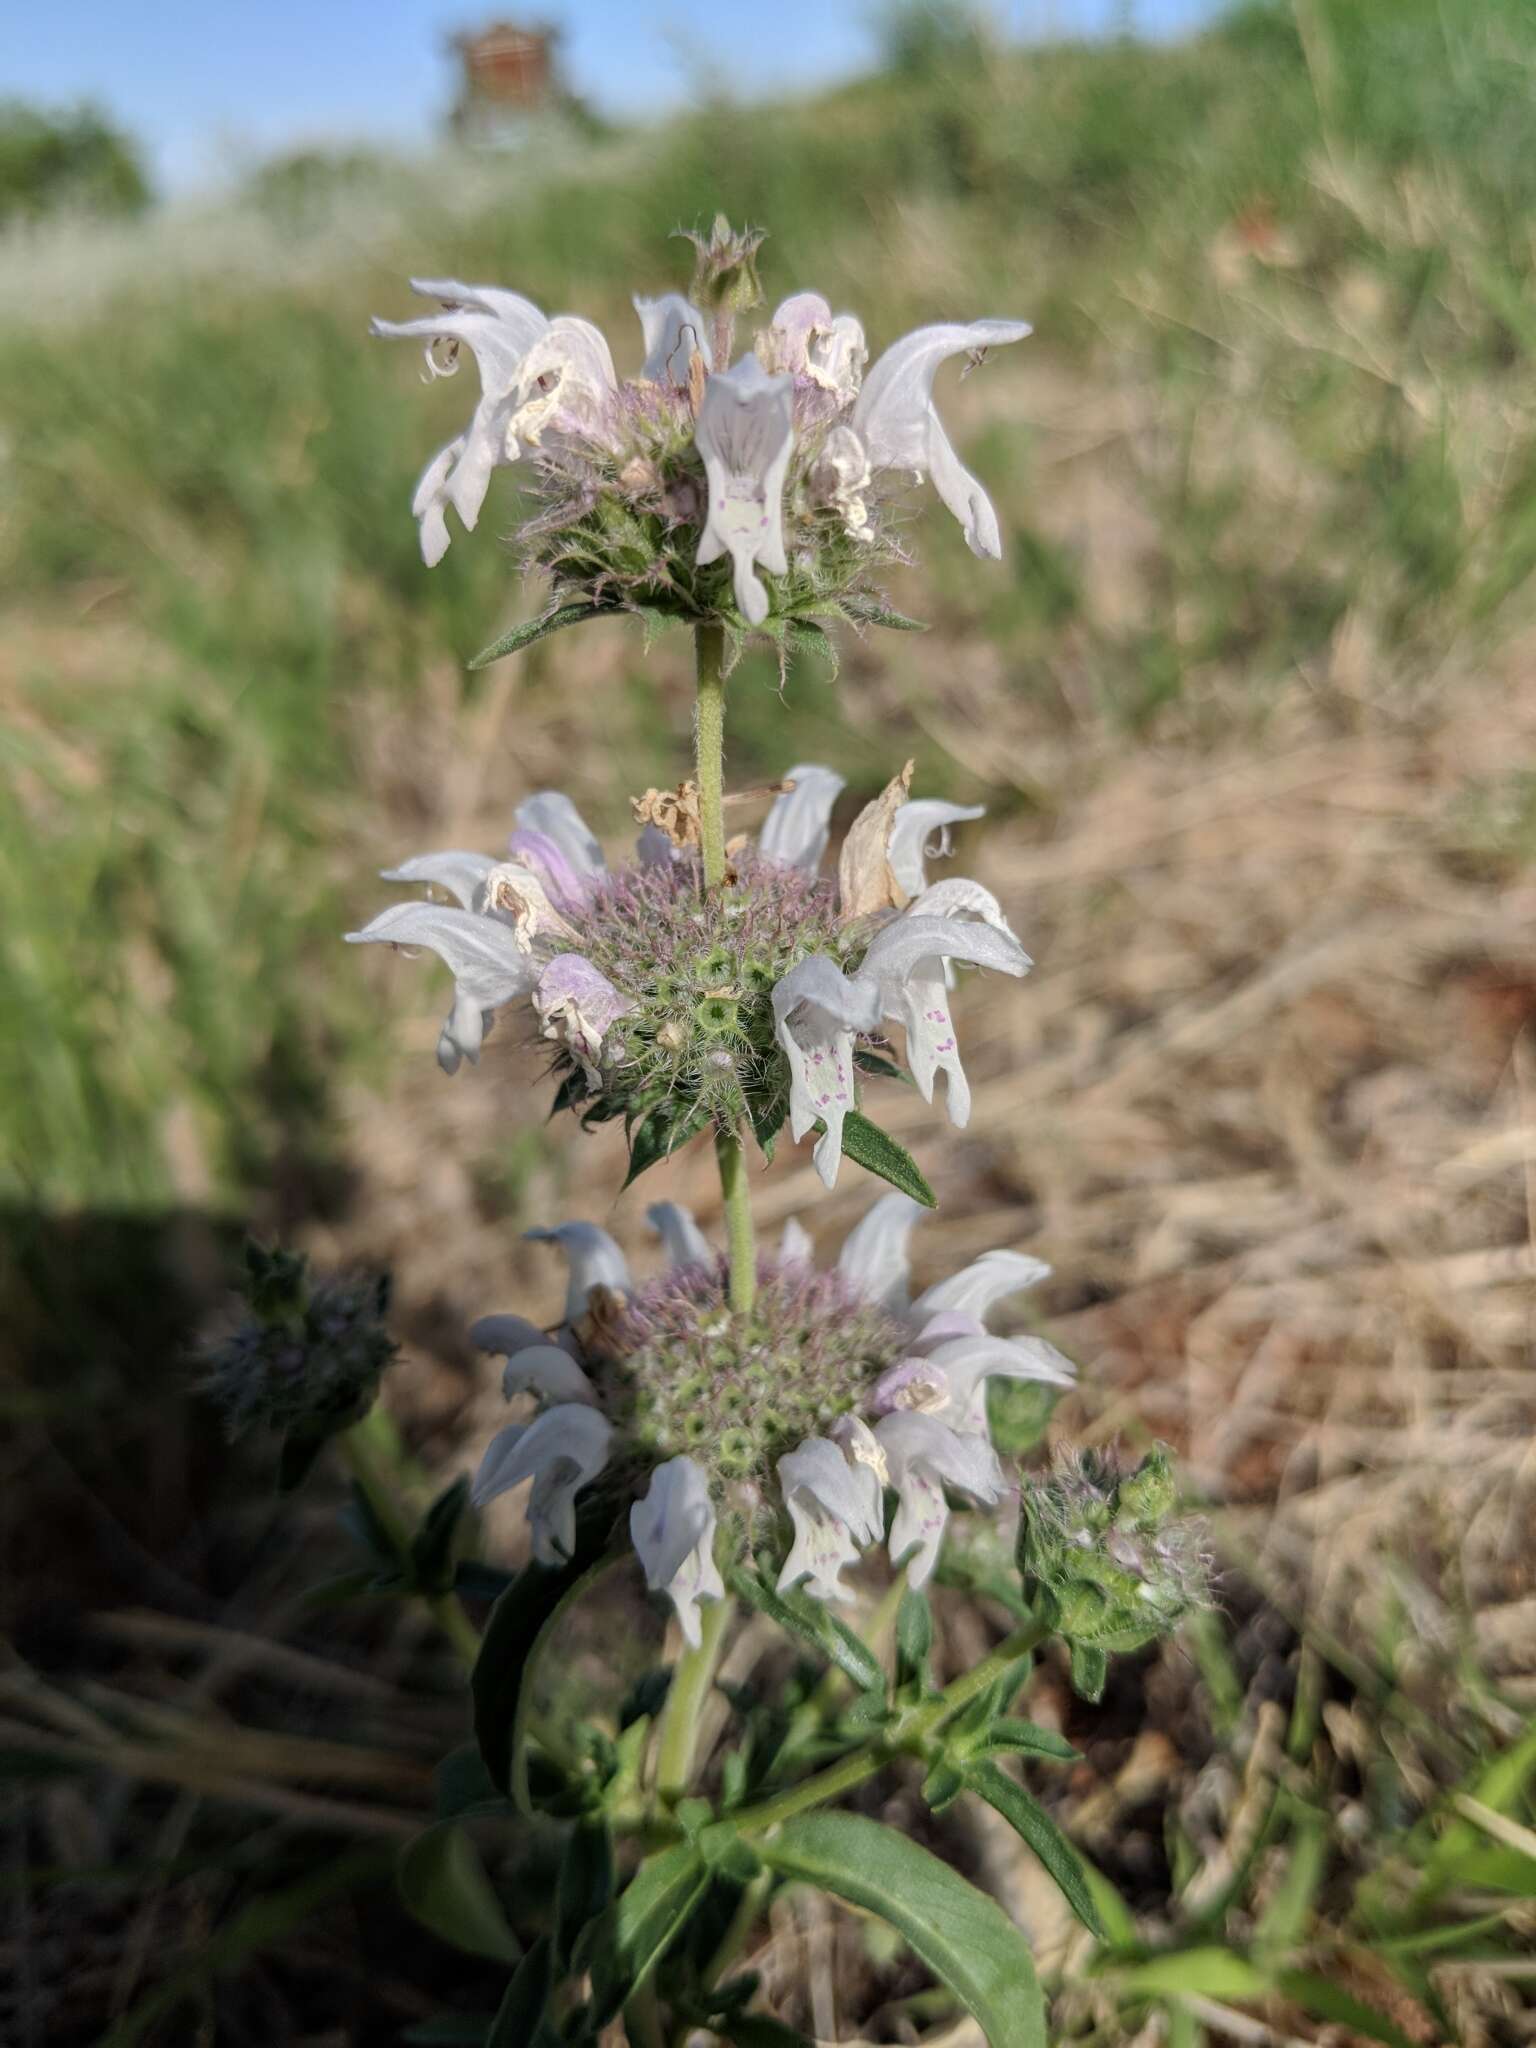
[694,357,794,627]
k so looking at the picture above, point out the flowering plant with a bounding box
[220,223,1206,2046]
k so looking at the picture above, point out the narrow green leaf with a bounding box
[469,602,611,670]
[556,1819,615,1969]
[965,1761,1106,1939]
[396,1821,521,1965]
[840,596,928,633]
[409,1475,471,1595]
[588,1845,709,2024]
[896,1588,933,1691]
[1068,1642,1108,1702]
[1115,1948,1271,2001]
[487,1936,554,2048]
[727,1565,885,1697]
[623,1098,712,1188]
[761,1813,1045,2048]
[471,1504,616,1798]
[434,1743,510,1822]
[983,1718,1081,1763]
[834,1111,936,1208]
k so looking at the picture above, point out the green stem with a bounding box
[733,1618,1047,1836]
[694,620,727,889]
[654,1595,735,1803]
[715,1128,757,1317]
[337,1411,482,1671]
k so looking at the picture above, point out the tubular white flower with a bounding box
[634,293,712,384]
[837,1191,924,1314]
[471,1312,562,1360]
[534,955,632,1089]
[812,423,875,540]
[507,316,618,448]
[771,955,883,1188]
[886,800,987,899]
[854,318,1031,558]
[877,1409,1005,1587]
[497,1344,601,1409]
[910,1248,1052,1325]
[372,280,549,561]
[694,357,795,626]
[513,792,606,877]
[757,763,846,872]
[764,292,868,400]
[630,1457,724,1646]
[524,1222,631,1323]
[861,912,1031,1128]
[471,1403,614,1563]
[647,1201,715,1270]
[776,1436,883,1603]
[344,899,538,1076]
[381,850,497,912]
[925,1332,1076,1434]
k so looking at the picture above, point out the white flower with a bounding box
[693,357,795,626]
[854,318,1032,558]
[631,1458,724,1646]
[762,292,867,400]
[776,1436,884,1603]
[634,293,712,384]
[343,899,537,1075]
[472,1403,613,1564]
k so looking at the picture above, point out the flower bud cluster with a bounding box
[202,1243,396,1444]
[1018,1447,1209,1656]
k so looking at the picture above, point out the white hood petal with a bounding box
[771,956,883,1189]
[853,319,1030,558]
[927,1332,1076,1434]
[513,792,606,876]
[905,876,1018,944]
[524,1222,632,1323]
[910,1248,1052,1327]
[779,1216,815,1268]
[758,764,846,872]
[471,1403,613,1562]
[775,1436,881,1603]
[630,1457,724,1647]
[634,293,712,383]
[647,1202,715,1270]
[381,850,497,912]
[876,1410,1005,1586]
[497,1343,600,1409]
[837,1192,925,1313]
[886,801,986,899]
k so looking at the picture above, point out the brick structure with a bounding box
[449,20,560,143]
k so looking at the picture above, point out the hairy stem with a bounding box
[694,620,728,889]
[654,1594,735,1804]
[715,1128,757,1317]
[337,1409,482,1671]
[732,1617,1047,1835]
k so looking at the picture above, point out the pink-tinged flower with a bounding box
[466,1193,1072,1631]
[854,319,1032,558]
[693,357,795,626]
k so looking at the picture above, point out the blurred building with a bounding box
[448,21,562,145]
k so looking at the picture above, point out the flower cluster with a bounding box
[346,762,1028,1188]
[373,218,1030,635]
[202,1244,396,1446]
[469,1193,1074,1642]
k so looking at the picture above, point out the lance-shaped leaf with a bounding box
[964,1759,1107,1939]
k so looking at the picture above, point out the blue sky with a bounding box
[13,0,1223,193]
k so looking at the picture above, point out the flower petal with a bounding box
[927,1332,1076,1434]
[775,1436,881,1603]
[910,1249,1052,1326]
[862,911,1030,990]
[694,357,795,626]
[630,1457,724,1647]
[507,316,618,447]
[497,1343,600,1408]
[771,956,881,1189]
[905,876,1018,944]
[763,292,867,398]
[535,955,632,1089]
[853,319,1031,557]
[837,1192,925,1313]
[857,912,1029,1128]
[634,293,713,383]
[513,792,606,877]
[886,802,986,899]
[345,901,537,1010]
[758,763,846,872]
[779,1216,815,1268]
[437,989,492,1075]
[471,1402,613,1562]
[469,1312,553,1359]
[876,1411,1002,1587]
[647,1202,715,1270]
[524,1222,632,1323]
[381,850,496,912]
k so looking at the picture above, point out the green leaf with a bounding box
[469,602,612,670]
[396,1821,521,1965]
[1114,1948,1272,2001]
[852,1049,912,1085]
[409,1475,471,1595]
[986,1378,1061,1458]
[896,1588,933,1691]
[840,596,928,633]
[833,1111,936,1208]
[588,1845,709,2024]
[983,1718,1081,1763]
[759,1813,1045,2048]
[434,1743,510,1822]
[556,1819,615,1968]
[471,1506,616,1798]
[508,1550,629,1817]
[623,1098,713,1188]
[727,1565,886,1698]
[783,618,840,679]
[487,1936,554,2048]
[965,1760,1106,1939]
